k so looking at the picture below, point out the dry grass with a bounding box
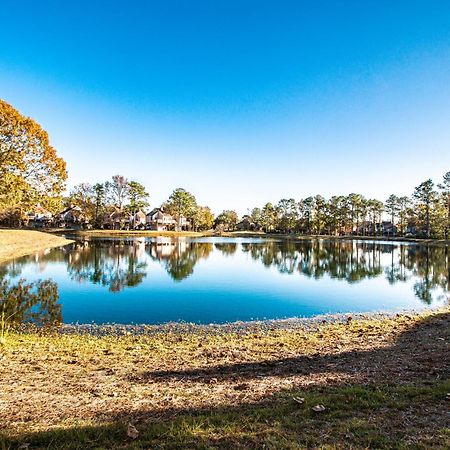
[0,229,73,263]
[0,309,449,449]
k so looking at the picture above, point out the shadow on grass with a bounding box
[136,311,450,384]
[2,312,449,449]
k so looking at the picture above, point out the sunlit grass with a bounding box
[0,229,72,263]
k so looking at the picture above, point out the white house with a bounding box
[145,207,190,231]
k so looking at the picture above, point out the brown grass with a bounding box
[0,229,73,263]
[0,309,449,448]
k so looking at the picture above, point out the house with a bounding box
[381,221,397,237]
[145,207,190,231]
[103,209,131,230]
[131,210,146,229]
[56,205,89,229]
[236,215,258,231]
[25,204,53,228]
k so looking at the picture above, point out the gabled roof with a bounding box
[58,205,82,215]
[146,208,162,217]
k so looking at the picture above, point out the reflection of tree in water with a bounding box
[0,277,61,326]
[214,243,237,256]
[241,240,384,282]
[241,240,449,304]
[66,239,148,292]
[147,240,213,282]
[0,238,448,303]
[400,245,450,304]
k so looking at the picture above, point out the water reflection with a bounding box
[240,240,449,303]
[147,239,213,282]
[0,278,61,326]
[66,240,148,292]
[0,238,449,315]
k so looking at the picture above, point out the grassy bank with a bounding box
[0,229,73,263]
[1,309,449,449]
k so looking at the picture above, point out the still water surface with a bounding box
[1,237,448,325]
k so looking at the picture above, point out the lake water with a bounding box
[1,237,448,325]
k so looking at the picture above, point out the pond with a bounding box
[0,237,448,325]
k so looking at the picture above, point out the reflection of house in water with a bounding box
[132,238,146,258]
[147,237,188,259]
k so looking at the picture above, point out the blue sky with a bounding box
[1,0,450,214]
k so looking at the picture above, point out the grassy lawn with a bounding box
[0,229,73,263]
[0,309,448,449]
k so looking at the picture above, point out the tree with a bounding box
[93,183,106,228]
[191,206,215,231]
[106,175,129,210]
[277,198,298,233]
[215,210,238,231]
[438,171,450,238]
[397,196,410,236]
[312,195,327,235]
[385,195,400,226]
[127,181,149,226]
[165,188,197,230]
[0,99,67,222]
[68,183,96,222]
[367,199,384,236]
[347,193,365,234]
[260,203,277,232]
[413,179,436,238]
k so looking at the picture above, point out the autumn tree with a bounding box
[0,99,67,223]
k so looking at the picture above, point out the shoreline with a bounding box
[16,307,446,337]
[47,228,450,245]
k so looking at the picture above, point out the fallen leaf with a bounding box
[312,404,326,412]
[127,423,139,439]
[292,396,305,404]
[17,444,30,450]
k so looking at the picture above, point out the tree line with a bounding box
[239,175,449,238]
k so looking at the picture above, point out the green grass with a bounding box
[1,310,448,449]
[3,381,448,449]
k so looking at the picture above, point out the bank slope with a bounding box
[0,229,73,263]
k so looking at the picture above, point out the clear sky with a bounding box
[1,1,450,214]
